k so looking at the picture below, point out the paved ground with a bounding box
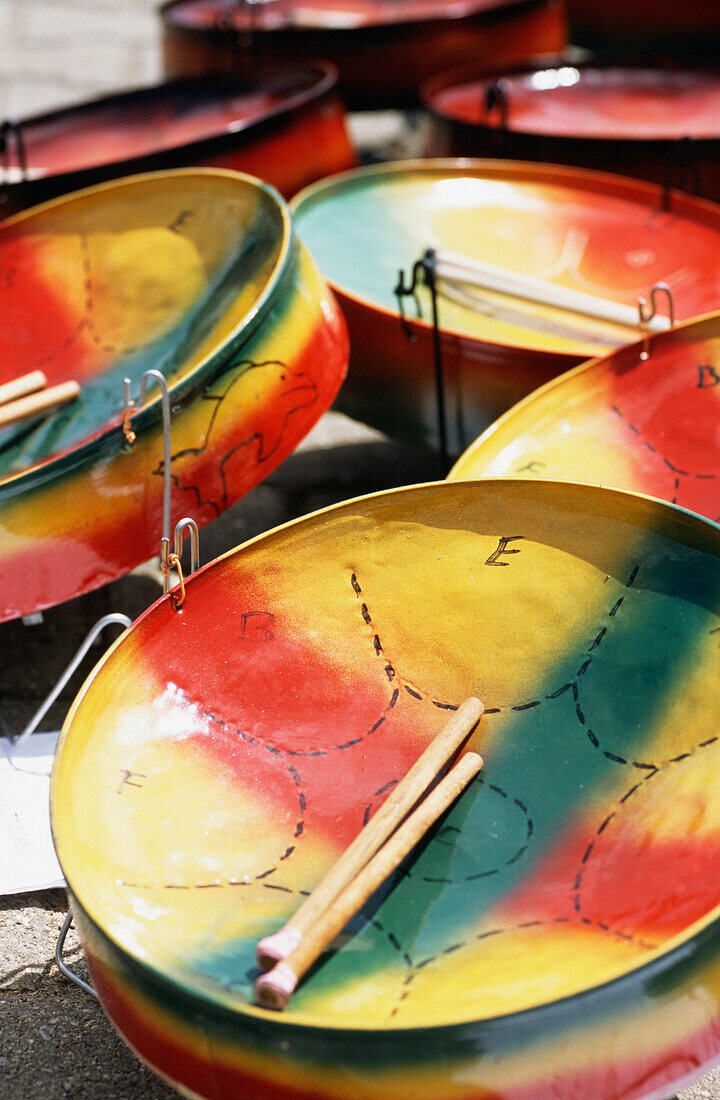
[0,1,719,1097]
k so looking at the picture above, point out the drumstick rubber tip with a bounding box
[255,962,298,1011]
[255,925,303,971]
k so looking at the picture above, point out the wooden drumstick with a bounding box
[0,380,80,429]
[0,370,47,406]
[255,697,484,971]
[255,750,484,1011]
[434,249,671,334]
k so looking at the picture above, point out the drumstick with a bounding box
[433,249,671,334]
[255,696,484,971]
[0,369,47,406]
[0,380,80,429]
[255,750,484,1011]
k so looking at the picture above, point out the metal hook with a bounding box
[122,369,172,555]
[483,80,509,141]
[161,514,200,594]
[394,249,449,468]
[55,912,98,1000]
[637,282,675,361]
[173,517,200,576]
[13,613,131,746]
[394,257,428,341]
[160,517,200,608]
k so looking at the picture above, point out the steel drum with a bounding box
[160,0,567,109]
[0,65,355,215]
[0,168,347,622]
[566,0,720,58]
[422,61,720,203]
[52,478,720,1099]
[449,312,720,524]
[292,159,720,454]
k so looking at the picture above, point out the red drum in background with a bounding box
[160,0,567,109]
[0,65,355,217]
[422,61,720,204]
[566,0,720,58]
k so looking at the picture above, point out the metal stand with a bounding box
[395,249,450,470]
[55,912,97,1000]
[13,613,132,747]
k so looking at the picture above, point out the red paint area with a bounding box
[436,69,720,140]
[134,566,448,852]
[26,90,283,175]
[499,808,720,940]
[580,833,720,938]
[536,194,720,311]
[606,331,720,516]
[0,232,94,385]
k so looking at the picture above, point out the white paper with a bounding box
[0,731,64,894]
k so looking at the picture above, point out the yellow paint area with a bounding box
[450,364,637,487]
[231,509,639,721]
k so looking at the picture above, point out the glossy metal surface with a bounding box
[422,62,720,202]
[566,0,720,56]
[160,0,566,109]
[0,168,348,622]
[0,66,355,213]
[450,312,720,523]
[53,478,720,1098]
[292,159,720,453]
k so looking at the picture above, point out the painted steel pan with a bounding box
[52,477,720,1099]
[0,168,347,623]
[292,159,720,455]
[0,65,356,215]
[449,312,720,524]
[160,0,567,109]
[422,61,720,204]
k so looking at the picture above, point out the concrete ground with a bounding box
[0,1,719,1097]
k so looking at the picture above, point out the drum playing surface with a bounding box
[449,312,720,524]
[52,480,720,1098]
[429,65,720,141]
[293,160,720,360]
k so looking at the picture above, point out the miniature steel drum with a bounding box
[53,478,720,1099]
[0,168,347,622]
[160,0,567,109]
[292,160,720,454]
[422,61,720,203]
[449,312,720,523]
[0,65,355,215]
